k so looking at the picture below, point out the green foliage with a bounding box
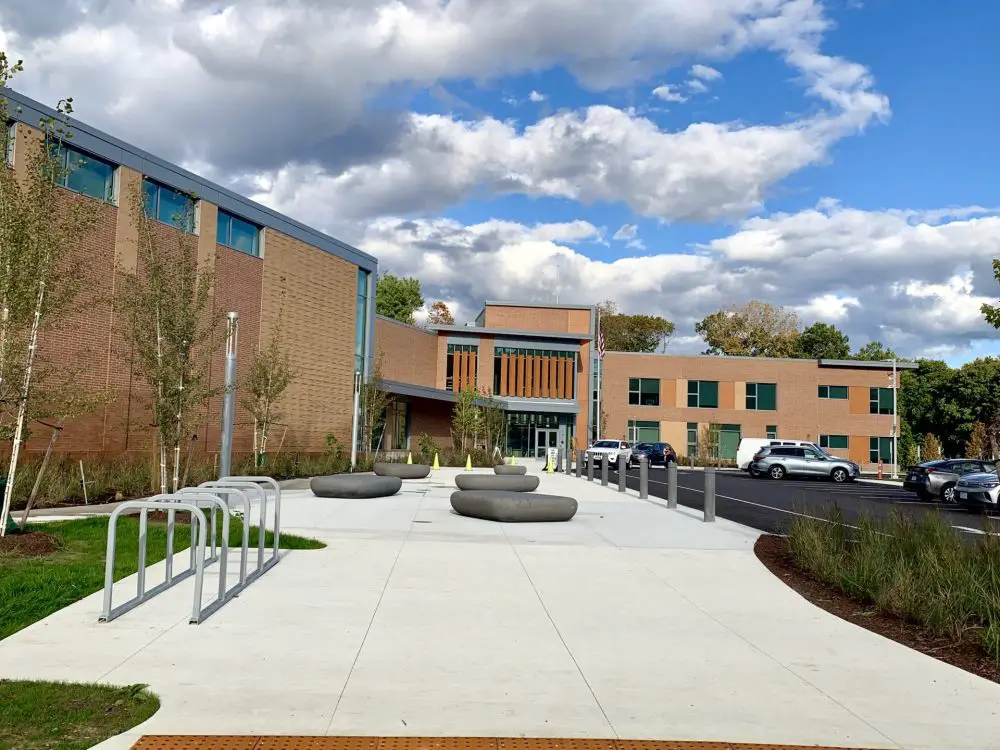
[375,273,424,324]
[597,300,675,353]
[965,421,990,460]
[796,322,850,359]
[0,678,160,750]
[898,417,917,468]
[787,510,1000,660]
[694,300,800,357]
[450,385,481,453]
[922,432,943,461]
[852,340,898,361]
[416,432,440,463]
[980,259,1000,329]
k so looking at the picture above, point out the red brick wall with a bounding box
[408,398,452,449]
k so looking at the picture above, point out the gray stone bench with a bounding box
[494,464,527,476]
[310,474,402,498]
[455,474,540,492]
[450,490,578,522]
[374,462,431,479]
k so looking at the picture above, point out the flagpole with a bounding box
[596,309,602,440]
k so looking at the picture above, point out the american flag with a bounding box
[597,325,606,360]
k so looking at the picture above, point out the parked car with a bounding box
[737,437,823,475]
[751,445,860,483]
[628,442,677,468]
[903,459,997,503]
[585,439,630,468]
[956,471,1000,514]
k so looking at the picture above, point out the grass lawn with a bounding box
[0,515,324,640]
[0,679,159,750]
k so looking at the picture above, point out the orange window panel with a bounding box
[525,352,533,396]
[500,354,509,396]
[541,356,550,398]
[468,352,477,390]
[563,357,573,398]
[548,357,557,398]
[507,353,516,395]
[452,353,461,392]
[532,356,541,397]
[517,354,527,396]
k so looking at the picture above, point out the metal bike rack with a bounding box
[218,476,283,574]
[101,499,208,624]
[163,491,232,606]
[186,485,251,588]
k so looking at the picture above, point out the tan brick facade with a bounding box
[375,316,438,388]
[484,304,591,334]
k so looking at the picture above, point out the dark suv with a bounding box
[629,442,677,468]
[903,459,997,503]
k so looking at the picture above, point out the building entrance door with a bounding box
[535,428,558,459]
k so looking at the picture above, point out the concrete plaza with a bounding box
[0,464,998,749]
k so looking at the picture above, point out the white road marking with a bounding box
[952,525,987,536]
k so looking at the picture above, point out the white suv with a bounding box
[586,439,630,468]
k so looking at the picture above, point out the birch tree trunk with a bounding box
[18,423,60,530]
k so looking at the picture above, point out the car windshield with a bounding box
[593,441,618,448]
[634,443,652,451]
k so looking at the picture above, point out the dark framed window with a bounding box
[746,382,776,411]
[686,422,698,458]
[628,420,660,443]
[869,436,894,463]
[766,425,777,440]
[53,143,116,202]
[687,380,719,408]
[217,209,260,256]
[820,435,849,450]
[818,385,849,400]
[142,178,195,232]
[869,387,894,415]
[628,377,660,406]
[447,343,478,390]
[355,269,369,374]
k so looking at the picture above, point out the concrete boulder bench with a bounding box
[310,474,402,499]
[374,462,431,479]
[494,464,527,476]
[450,490,578,522]
[455,474,540,492]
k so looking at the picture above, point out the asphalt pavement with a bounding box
[609,466,1000,537]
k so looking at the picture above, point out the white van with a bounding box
[737,438,823,474]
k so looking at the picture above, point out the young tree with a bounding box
[359,353,393,455]
[698,423,720,461]
[922,432,943,461]
[965,421,989,460]
[853,340,898,361]
[451,385,480,454]
[597,300,675,353]
[694,301,800,358]
[0,57,103,535]
[478,390,506,460]
[376,273,423,324]
[796,322,850,359]
[240,299,294,468]
[426,300,455,326]
[117,186,222,494]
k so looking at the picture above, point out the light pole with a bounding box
[890,359,898,479]
[350,371,361,471]
[219,312,238,479]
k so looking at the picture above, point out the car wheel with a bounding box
[831,467,848,484]
[768,465,786,480]
[941,484,957,504]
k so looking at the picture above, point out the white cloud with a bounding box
[686,79,709,94]
[651,84,687,102]
[354,204,1000,358]
[690,64,723,81]
[528,90,547,102]
[612,223,646,250]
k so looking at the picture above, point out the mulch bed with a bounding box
[0,531,61,558]
[754,534,1000,685]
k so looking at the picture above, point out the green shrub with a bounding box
[787,509,1000,660]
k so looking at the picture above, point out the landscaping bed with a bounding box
[0,516,324,641]
[755,513,1000,685]
[0,679,159,750]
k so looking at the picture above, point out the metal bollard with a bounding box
[587,453,594,482]
[618,456,627,493]
[576,450,584,478]
[639,457,649,499]
[601,455,609,486]
[689,455,695,468]
[667,461,678,508]
[704,468,716,522]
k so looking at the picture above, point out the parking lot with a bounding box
[611,465,1000,537]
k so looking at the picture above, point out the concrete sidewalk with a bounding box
[0,465,997,750]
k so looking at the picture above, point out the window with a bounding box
[355,269,369,374]
[870,387,895,415]
[52,143,116,202]
[766,425,777,440]
[628,378,660,406]
[447,343,478,390]
[142,178,195,232]
[382,401,409,451]
[686,422,698,459]
[746,382,777,411]
[869,436,894,463]
[820,435,849,450]
[217,209,260,256]
[687,380,719,408]
[818,385,849,400]
[628,420,660,443]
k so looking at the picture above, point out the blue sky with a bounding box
[5,0,1000,363]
